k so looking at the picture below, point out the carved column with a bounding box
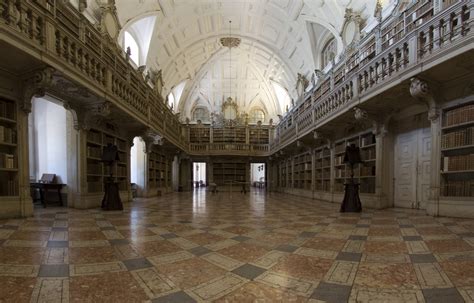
[17,68,55,215]
[373,121,393,208]
[410,77,441,216]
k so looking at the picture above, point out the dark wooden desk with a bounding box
[30,183,65,208]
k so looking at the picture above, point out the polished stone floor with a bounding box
[1,190,474,302]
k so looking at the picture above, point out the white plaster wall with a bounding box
[193,162,206,183]
[251,163,265,182]
[32,98,68,184]
[131,137,146,190]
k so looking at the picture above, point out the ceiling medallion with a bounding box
[220,37,241,48]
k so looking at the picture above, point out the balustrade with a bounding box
[1,1,472,156]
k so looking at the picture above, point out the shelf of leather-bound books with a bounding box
[441,102,474,197]
[0,98,18,196]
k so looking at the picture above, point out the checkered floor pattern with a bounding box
[1,190,474,302]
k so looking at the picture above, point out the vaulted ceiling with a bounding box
[86,0,392,121]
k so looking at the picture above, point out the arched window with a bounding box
[321,38,336,69]
[249,108,265,124]
[192,107,209,122]
[167,92,175,110]
[124,31,140,65]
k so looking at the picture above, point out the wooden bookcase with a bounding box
[440,102,474,197]
[148,150,169,188]
[212,127,246,144]
[0,98,18,196]
[85,128,129,193]
[212,162,246,186]
[280,160,287,187]
[333,132,376,194]
[249,127,269,144]
[293,152,312,190]
[189,127,210,143]
[314,146,331,192]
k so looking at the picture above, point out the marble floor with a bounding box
[1,190,474,302]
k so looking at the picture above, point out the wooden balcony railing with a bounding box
[1,1,472,156]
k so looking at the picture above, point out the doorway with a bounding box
[251,163,265,189]
[130,137,146,198]
[193,162,206,188]
[394,116,431,209]
[28,96,77,207]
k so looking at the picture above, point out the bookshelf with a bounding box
[0,98,18,196]
[148,150,169,189]
[333,132,376,194]
[249,127,270,145]
[441,103,474,197]
[280,160,287,187]
[314,146,331,192]
[212,127,246,144]
[85,128,129,193]
[189,127,210,143]
[212,162,246,186]
[293,152,312,190]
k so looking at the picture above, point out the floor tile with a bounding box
[311,281,351,303]
[38,264,69,277]
[232,264,266,280]
[122,257,154,271]
[272,254,333,280]
[70,272,148,302]
[354,262,419,289]
[215,281,307,302]
[152,290,197,303]
[231,235,251,242]
[409,253,437,263]
[156,258,226,289]
[274,244,298,253]
[0,276,37,302]
[160,233,178,239]
[108,239,130,246]
[422,287,464,303]
[404,236,423,241]
[47,241,68,248]
[188,246,212,256]
[336,252,362,262]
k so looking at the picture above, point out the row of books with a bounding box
[361,166,376,176]
[335,155,345,165]
[87,146,102,158]
[360,179,376,193]
[315,180,330,191]
[361,134,376,146]
[88,131,102,144]
[0,179,17,196]
[315,172,330,179]
[117,166,127,177]
[361,148,376,161]
[87,181,103,193]
[315,149,331,158]
[441,127,474,149]
[0,126,16,144]
[0,100,15,120]
[443,154,474,172]
[0,153,15,169]
[315,158,331,167]
[116,140,127,151]
[87,163,102,175]
[335,144,346,154]
[443,180,474,197]
[444,104,474,127]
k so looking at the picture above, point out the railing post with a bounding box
[433,0,442,14]
[44,20,56,53]
[408,32,418,64]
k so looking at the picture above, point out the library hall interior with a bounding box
[1,0,474,302]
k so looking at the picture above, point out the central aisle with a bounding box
[0,191,472,302]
